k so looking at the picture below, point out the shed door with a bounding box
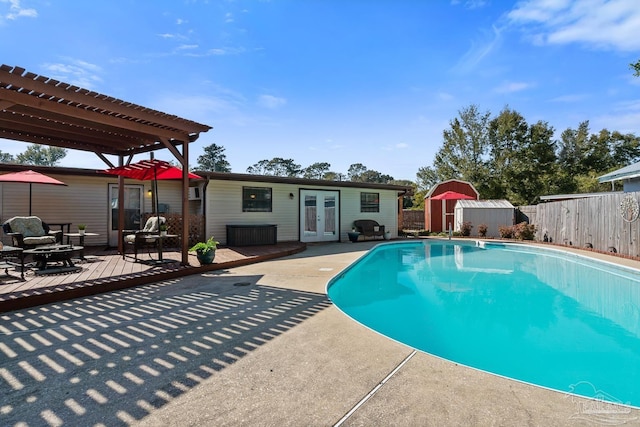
[300,190,339,242]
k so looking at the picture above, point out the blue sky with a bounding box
[1,0,639,181]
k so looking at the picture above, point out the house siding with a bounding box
[206,179,400,245]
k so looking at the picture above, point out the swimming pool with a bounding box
[327,240,640,408]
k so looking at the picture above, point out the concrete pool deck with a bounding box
[2,240,640,426]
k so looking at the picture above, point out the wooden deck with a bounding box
[0,242,306,313]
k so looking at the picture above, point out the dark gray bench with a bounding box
[354,220,385,240]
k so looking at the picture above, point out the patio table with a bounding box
[24,245,83,275]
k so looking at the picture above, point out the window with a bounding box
[242,186,272,212]
[360,192,379,213]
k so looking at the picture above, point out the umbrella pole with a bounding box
[29,183,32,216]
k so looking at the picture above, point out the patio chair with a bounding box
[122,216,166,261]
[2,216,63,249]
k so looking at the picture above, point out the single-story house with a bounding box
[453,199,515,238]
[598,161,640,192]
[0,164,410,247]
[424,179,479,233]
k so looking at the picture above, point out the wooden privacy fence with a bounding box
[533,192,640,256]
[402,209,425,230]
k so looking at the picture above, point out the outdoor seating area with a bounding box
[123,215,168,261]
[2,216,63,248]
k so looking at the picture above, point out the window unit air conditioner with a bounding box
[188,187,201,200]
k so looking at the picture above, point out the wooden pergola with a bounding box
[0,64,212,265]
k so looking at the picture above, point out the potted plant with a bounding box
[348,227,360,243]
[159,223,168,236]
[190,236,219,265]
[77,224,86,236]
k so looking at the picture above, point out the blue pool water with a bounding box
[327,240,640,408]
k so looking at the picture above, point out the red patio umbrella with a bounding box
[103,159,201,223]
[0,170,67,215]
[103,159,201,181]
[430,190,476,200]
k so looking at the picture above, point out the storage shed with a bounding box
[453,199,515,238]
[425,179,479,232]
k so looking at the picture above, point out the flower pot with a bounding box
[196,249,216,265]
[348,232,360,243]
[160,231,167,237]
[78,229,85,236]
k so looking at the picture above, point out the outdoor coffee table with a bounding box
[24,245,83,275]
[0,245,25,280]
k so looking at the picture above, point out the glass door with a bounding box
[300,190,339,242]
[108,184,144,246]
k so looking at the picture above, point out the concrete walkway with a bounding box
[1,241,639,426]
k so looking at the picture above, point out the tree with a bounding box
[323,171,346,181]
[415,165,438,192]
[246,159,270,175]
[347,163,368,181]
[196,143,231,172]
[303,162,331,179]
[247,158,301,177]
[486,106,529,199]
[390,179,417,208]
[15,144,67,166]
[432,104,491,191]
[631,60,640,77]
[0,150,15,163]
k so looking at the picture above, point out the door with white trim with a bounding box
[108,184,144,246]
[300,190,339,242]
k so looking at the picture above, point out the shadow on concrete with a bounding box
[0,274,331,426]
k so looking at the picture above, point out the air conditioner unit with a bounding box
[188,187,201,200]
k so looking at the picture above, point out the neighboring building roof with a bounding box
[598,161,640,183]
[455,199,514,209]
[539,192,622,202]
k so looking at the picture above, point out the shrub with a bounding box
[514,222,536,240]
[477,223,488,238]
[460,221,473,237]
[498,225,514,239]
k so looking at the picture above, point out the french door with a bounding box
[300,190,339,243]
[108,184,144,246]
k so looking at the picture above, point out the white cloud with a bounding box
[257,94,286,109]
[437,91,454,101]
[550,93,590,103]
[507,0,640,51]
[455,25,503,73]
[42,60,103,90]
[1,0,37,20]
[494,81,533,93]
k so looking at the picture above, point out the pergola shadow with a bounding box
[0,275,331,426]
